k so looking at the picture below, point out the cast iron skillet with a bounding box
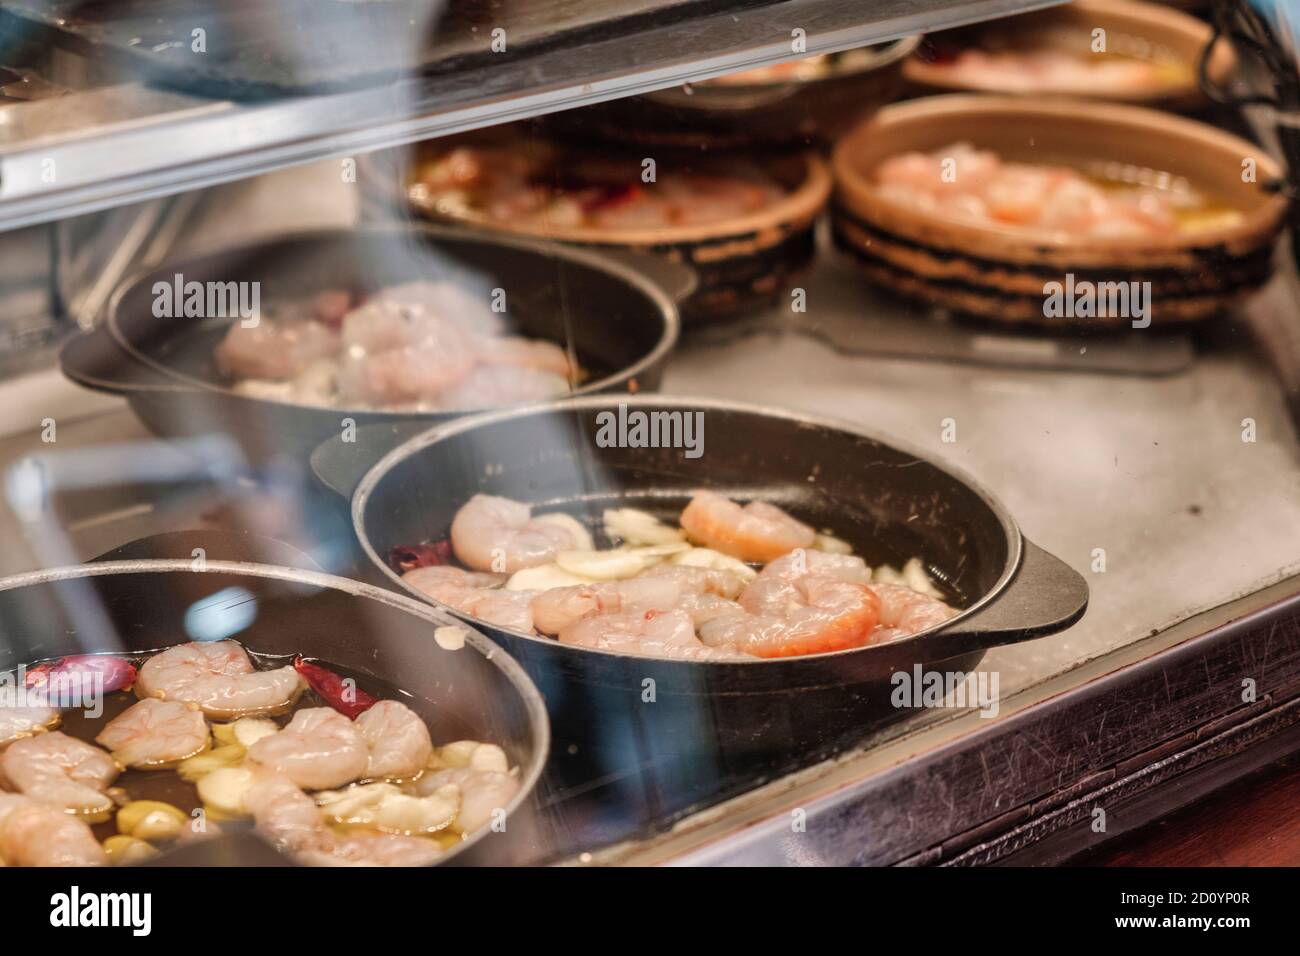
[0,559,550,866]
[59,225,686,466]
[317,395,1088,773]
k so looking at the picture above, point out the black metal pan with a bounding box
[545,36,919,149]
[0,559,550,866]
[59,225,685,467]
[317,395,1088,779]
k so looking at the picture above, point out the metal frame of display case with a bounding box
[0,0,1061,230]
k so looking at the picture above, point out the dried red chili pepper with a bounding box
[389,540,452,573]
[24,655,137,694]
[293,656,378,719]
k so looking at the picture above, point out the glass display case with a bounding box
[0,0,1297,872]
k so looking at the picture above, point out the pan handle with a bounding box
[924,537,1088,659]
[310,420,436,499]
[59,328,187,394]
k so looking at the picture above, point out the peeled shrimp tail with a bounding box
[246,707,369,790]
[701,572,882,659]
[135,641,304,719]
[0,794,107,867]
[870,583,957,637]
[96,698,210,769]
[450,494,592,573]
[245,773,336,856]
[403,565,536,632]
[679,490,815,563]
[0,731,120,816]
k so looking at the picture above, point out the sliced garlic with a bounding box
[671,547,758,581]
[468,743,509,773]
[317,783,401,825]
[554,548,660,580]
[812,532,854,555]
[901,557,944,599]
[372,786,460,835]
[177,744,245,782]
[196,766,255,817]
[117,800,187,842]
[629,541,691,558]
[317,782,460,836]
[603,507,686,546]
[210,722,239,747]
[231,717,280,750]
[533,512,594,551]
[434,625,467,651]
[438,740,480,768]
[504,563,592,591]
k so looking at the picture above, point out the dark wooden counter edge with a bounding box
[587,583,1300,866]
[660,584,1300,866]
[880,588,1300,867]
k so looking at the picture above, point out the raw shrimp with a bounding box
[416,766,521,833]
[874,142,1217,240]
[678,592,748,627]
[215,316,340,382]
[680,490,816,563]
[335,298,477,405]
[95,698,210,769]
[354,701,433,781]
[739,549,873,616]
[244,773,335,855]
[698,559,882,658]
[0,703,59,747]
[559,608,751,662]
[247,707,369,791]
[450,494,593,574]
[375,280,506,337]
[869,583,958,641]
[531,564,748,636]
[1,731,120,816]
[0,794,107,867]
[135,641,304,719]
[434,364,570,411]
[246,774,441,867]
[402,565,537,632]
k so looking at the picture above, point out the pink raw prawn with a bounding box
[1,731,120,816]
[698,552,882,658]
[95,698,210,769]
[531,564,748,636]
[402,565,537,632]
[449,494,592,574]
[559,608,752,661]
[135,641,304,719]
[246,707,369,791]
[679,490,816,563]
[0,794,107,867]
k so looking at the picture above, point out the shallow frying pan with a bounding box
[318,395,1088,780]
[0,560,550,866]
[60,225,685,466]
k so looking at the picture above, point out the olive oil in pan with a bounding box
[29,650,462,851]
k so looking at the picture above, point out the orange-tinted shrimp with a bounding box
[679,491,815,563]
